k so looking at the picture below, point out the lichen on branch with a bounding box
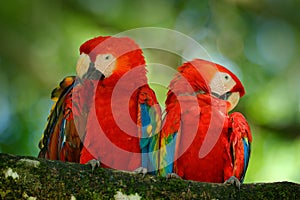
[0,153,299,199]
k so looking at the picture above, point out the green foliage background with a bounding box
[0,0,299,183]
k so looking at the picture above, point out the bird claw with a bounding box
[134,167,148,177]
[86,159,101,172]
[224,176,241,189]
[166,173,181,180]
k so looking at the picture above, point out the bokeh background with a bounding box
[0,0,299,183]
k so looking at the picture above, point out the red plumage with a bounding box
[39,36,161,173]
[80,83,159,171]
[160,59,252,183]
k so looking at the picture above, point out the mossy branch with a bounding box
[0,153,299,199]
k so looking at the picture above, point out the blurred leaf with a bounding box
[0,0,299,183]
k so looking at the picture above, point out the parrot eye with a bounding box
[224,74,230,81]
[105,55,111,60]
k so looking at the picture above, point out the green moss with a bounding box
[0,153,300,199]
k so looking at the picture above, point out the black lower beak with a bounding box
[83,63,105,80]
[212,92,232,100]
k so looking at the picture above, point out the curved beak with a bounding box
[226,92,240,112]
[211,91,240,111]
[76,53,90,79]
[76,53,105,80]
[83,63,105,80]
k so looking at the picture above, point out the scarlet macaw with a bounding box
[38,36,161,174]
[159,59,252,186]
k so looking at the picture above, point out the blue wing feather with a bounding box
[140,103,151,169]
[139,103,160,174]
[241,138,251,182]
[160,132,177,176]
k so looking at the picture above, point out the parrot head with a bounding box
[177,59,245,111]
[76,36,145,81]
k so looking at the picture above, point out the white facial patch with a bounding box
[209,72,236,96]
[94,54,117,78]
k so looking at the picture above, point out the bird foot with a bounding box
[86,159,101,172]
[224,176,241,189]
[166,173,181,180]
[134,167,148,177]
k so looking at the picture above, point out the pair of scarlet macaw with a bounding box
[38,36,252,186]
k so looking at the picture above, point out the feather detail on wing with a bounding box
[38,76,82,162]
[159,92,180,176]
[137,85,161,174]
[229,112,252,182]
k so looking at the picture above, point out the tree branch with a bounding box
[0,153,299,199]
